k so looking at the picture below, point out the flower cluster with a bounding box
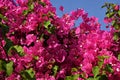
[0,0,120,80]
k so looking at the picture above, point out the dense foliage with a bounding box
[0,0,120,80]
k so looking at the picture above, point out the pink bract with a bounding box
[0,0,120,80]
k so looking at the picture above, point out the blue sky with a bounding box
[50,0,120,30]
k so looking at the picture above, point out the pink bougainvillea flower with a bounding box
[0,0,120,80]
[55,49,67,63]
[5,73,21,80]
[81,61,92,74]
[114,5,119,11]
[104,17,112,24]
[15,61,24,73]
[59,6,64,11]
[16,0,28,6]
[26,34,36,46]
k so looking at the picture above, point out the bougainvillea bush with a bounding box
[0,0,120,80]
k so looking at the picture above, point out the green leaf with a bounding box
[39,1,46,7]
[65,76,72,80]
[71,67,78,72]
[118,54,120,60]
[0,13,4,19]
[8,45,24,56]
[44,20,51,29]
[29,4,34,10]
[118,10,120,16]
[113,32,119,41]
[98,61,103,68]
[112,20,116,26]
[98,55,109,61]
[106,12,114,18]
[34,56,39,60]
[44,21,56,33]
[52,65,59,76]
[0,13,7,20]
[21,68,35,80]
[87,77,95,80]
[6,61,13,76]
[92,66,100,77]
[13,45,24,56]
[0,60,3,71]
[104,64,113,73]
[111,3,116,8]
[72,74,79,80]
[26,68,35,78]
[114,24,120,30]
[39,33,44,40]
[23,10,29,16]
[105,11,109,15]
[23,3,34,16]
[65,74,79,80]
[101,5,106,8]
[101,3,108,8]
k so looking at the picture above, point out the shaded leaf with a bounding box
[97,75,108,80]
[48,26,56,33]
[4,38,13,53]
[21,68,35,80]
[0,24,9,36]
[113,32,119,41]
[0,60,6,71]
[105,64,113,73]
